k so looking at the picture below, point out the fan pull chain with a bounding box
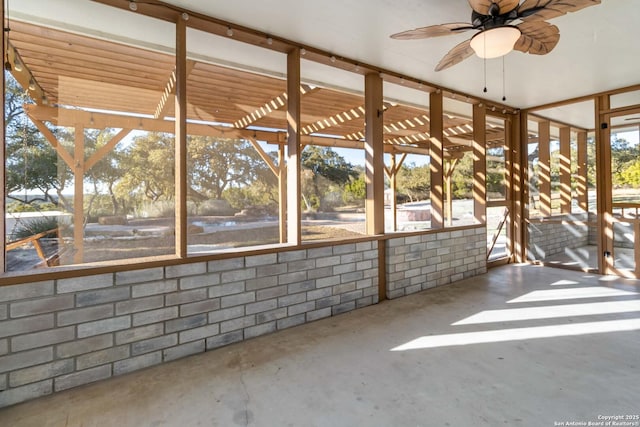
[483,34,487,93]
[502,55,506,102]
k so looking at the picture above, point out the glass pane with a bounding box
[300,60,365,242]
[383,81,431,233]
[5,6,176,270]
[185,28,286,253]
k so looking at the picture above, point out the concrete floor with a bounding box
[1,264,639,427]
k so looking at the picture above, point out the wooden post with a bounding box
[559,126,572,214]
[538,120,552,217]
[365,72,384,236]
[174,16,188,257]
[390,154,397,232]
[576,131,588,212]
[512,111,528,263]
[73,126,85,264]
[429,91,444,229]
[473,103,486,224]
[287,48,302,245]
[1,0,5,272]
[278,144,287,243]
[595,95,613,275]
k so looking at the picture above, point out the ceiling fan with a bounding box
[391,0,601,71]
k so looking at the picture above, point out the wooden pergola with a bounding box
[6,19,507,263]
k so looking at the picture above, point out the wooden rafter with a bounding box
[154,60,196,119]
[235,84,317,129]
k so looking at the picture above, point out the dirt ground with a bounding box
[7,223,364,271]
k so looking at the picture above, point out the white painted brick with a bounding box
[221,268,256,283]
[256,308,287,324]
[180,299,220,317]
[255,264,287,277]
[287,259,316,272]
[131,334,178,356]
[220,292,255,308]
[76,287,130,307]
[165,262,207,279]
[11,295,75,319]
[244,322,276,339]
[76,346,130,370]
[78,316,131,338]
[115,268,164,286]
[115,324,164,345]
[132,307,178,327]
[0,348,53,373]
[306,307,331,322]
[246,299,278,315]
[245,276,279,291]
[57,274,113,293]
[0,314,54,339]
[131,280,177,298]
[208,306,245,324]
[113,352,161,376]
[221,316,255,334]
[206,331,243,350]
[11,327,75,352]
[208,257,244,272]
[57,334,113,358]
[9,360,74,388]
[115,296,164,315]
[180,273,220,290]
[278,271,307,285]
[277,250,307,262]
[0,281,54,303]
[307,246,332,258]
[277,314,305,330]
[245,253,277,267]
[0,380,52,407]
[163,340,205,362]
[165,289,207,306]
[256,286,287,301]
[179,324,220,343]
[58,304,114,326]
[288,301,315,316]
[165,314,208,333]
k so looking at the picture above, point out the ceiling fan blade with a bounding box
[518,0,601,21]
[468,0,520,15]
[390,23,474,40]
[514,21,560,55]
[435,38,475,71]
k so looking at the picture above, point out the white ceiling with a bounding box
[165,0,640,111]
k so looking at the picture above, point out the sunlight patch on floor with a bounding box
[506,287,637,303]
[391,318,640,351]
[452,300,640,325]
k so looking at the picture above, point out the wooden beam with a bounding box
[235,91,288,129]
[85,128,132,170]
[559,126,572,214]
[576,131,588,212]
[365,72,384,236]
[287,48,302,245]
[247,137,278,176]
[538,120,552,217]
[512,111,527,263]
[175,16,188,258]
[155,61,195,119]
[26,115,75,169]
[429,91,444,229]
[473,103,487,224]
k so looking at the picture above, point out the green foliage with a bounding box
[343,175,366,205]
[13,217,59,240]
[396,162,430,202]
[300,146,358,211]
[620,159,640,187]
[6,201,58,213]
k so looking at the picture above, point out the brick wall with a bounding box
[385,227,487,299]
[0,231,488,407]
[528,213,589,261]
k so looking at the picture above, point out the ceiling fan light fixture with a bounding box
[470,26,521,59]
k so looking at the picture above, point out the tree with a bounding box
[396,162,430,202]
[4,74,71,208]
[301,146,358,210]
